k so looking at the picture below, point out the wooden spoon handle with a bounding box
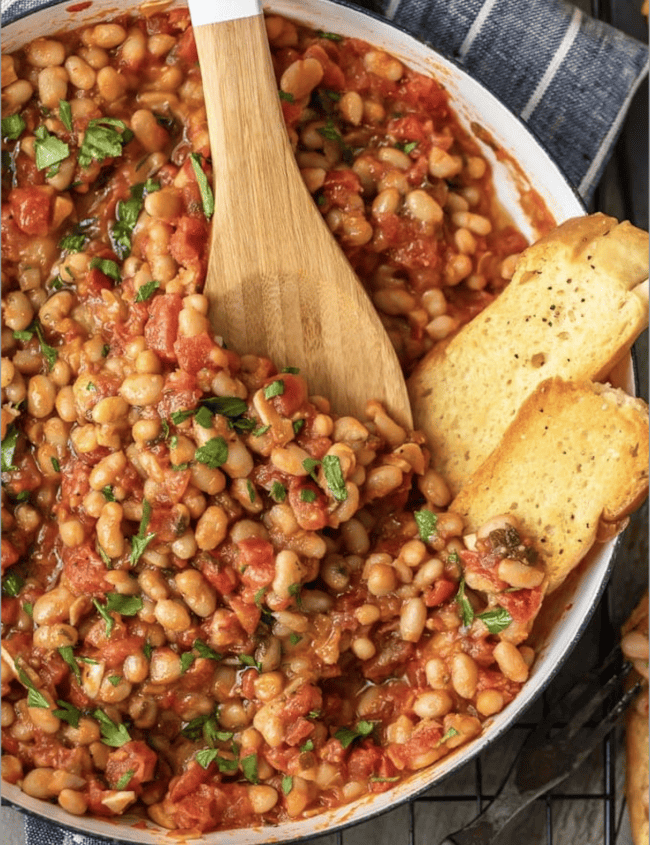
[189,2,413,428]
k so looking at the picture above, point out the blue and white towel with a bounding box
[0,1,647,844]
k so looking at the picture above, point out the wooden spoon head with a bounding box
[192,14,413,429]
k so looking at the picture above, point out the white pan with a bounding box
[1,2,630,843]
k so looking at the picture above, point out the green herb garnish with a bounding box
[455,578,474,627]
[322,454,347,501]
[334,720,375,748]
[129,500,155,566]
[194,437,228,469]
[34,125,69,172]
[414,508,438,544]
[90,256,121,282]
[134,280,160,302]
[78,117,133,168]
[1,114,26,141]
[476,606,513,634]
[94,708,131,747]
[189,152,214,218]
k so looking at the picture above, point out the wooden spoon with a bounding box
[188,0,413,429]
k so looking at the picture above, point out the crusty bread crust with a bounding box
[623,592,649,845]
[409,213,649,497]
[450,378,649,594]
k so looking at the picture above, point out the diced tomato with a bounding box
[285,717,314,747]
[105,741,157,790]
[168,760,212,803]
[228,595,260,635]
[169,783,228,832]
[8,186,54,236]
[280,683,322,723]
[85,777,129,817]
[499,585,544,626]
[157,370,202,419]
[176,25,198,64]
[99,636,146,668]
[424,578,457,607]
[238,538,276,589]
[400,73,449,114]
[173,332,216,374]
[288,478,328,531]
[1,596,19,625]
[144,293,183,363]
[200,557,239,595]
[170,215,208,268]
[261,372,308,417]
[240,667,258,700]
[322,169,363,211]
[304,43,345,89]
[61,543,111,596]
[1,538,19,570]
[387,719,443,770]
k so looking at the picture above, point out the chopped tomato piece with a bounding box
[9,186,54,236]
[144,293,183,363]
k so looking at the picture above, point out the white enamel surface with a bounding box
[187,0,262,27]
[1,1,624,843]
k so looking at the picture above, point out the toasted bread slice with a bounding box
[450,378,649,594]
[622,591,649,845]
[409,213,649,496]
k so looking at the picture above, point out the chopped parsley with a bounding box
[300,488,316,503]
[278,90,294,102]
[193,639,222,661]
[194,436,228,469]
[94,708,131,747]
[322,454,348,501]
[57,645,81,682]
[241,753,259,784]
[16,667,49,709]
[134,280,160,302]
[189,152,214,219]
[12,321,57,371]
[455,578,474,627]
[114,769,135,790]
[302,457,320,481]
[78,117,133,168]
[317,30,343,41]
[264,379,285,399]
[53,699,81,728]
[270,481,286,502]
[129,500,155,566]
[199,396,249,419]
[437,726,460,746]
[93,592,143,638]
[1,425,19,472]
[281,774,293,795]
[102,485,116,502]
[59,99,73,132]
[414,508,438,544]
[238,654,262,672]
[111,180,160,260]
[90,256,121,283]
[59,233,86,253]
[194,406,214,428]
[334,720,375,748]
[2,571,24,597]
[1,113,26,141]
[51,456,61,473]
[476,605,513,634]
[34,125,69,174]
